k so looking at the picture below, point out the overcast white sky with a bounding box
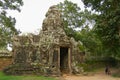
[9,0,84,34]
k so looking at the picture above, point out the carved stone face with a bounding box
[40,44,48,52]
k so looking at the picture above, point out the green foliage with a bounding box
[112,70,120,77]
[82,0,120,57]
[83,0,120,57]
[0,72,57,80]
[58,0,83,28]
[57,0,94,37]
[74,26,104,57]
[0,0,23,48]
[79,57,119,72]
[57,0,104,56]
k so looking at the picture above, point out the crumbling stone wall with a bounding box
[4,5,83,76]
[0,57,12,71]
[0,51,12,71]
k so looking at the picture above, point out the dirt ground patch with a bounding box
[62,74,120,80]
[60,68,120,80]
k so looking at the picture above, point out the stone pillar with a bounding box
[58,47,60,73]
[68,48,72,74]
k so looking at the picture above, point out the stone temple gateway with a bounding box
[4,5,82,76]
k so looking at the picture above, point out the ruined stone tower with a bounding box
[4,5,82,76]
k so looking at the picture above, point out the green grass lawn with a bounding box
[0,72,58,80]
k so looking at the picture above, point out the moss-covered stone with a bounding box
[4,5,83,76]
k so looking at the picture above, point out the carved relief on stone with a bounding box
[36,48,41,62]
[14,47,27,63]
[6,5,82,75]
[12,36,21,47]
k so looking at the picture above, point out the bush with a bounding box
[78,57,120,72]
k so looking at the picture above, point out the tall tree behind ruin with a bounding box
[57,0,91,38]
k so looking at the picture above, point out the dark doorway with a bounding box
[60,47,69,73]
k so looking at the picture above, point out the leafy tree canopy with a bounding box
[82,0,120,57]
[57,0,94,38]
[0,0,23,49]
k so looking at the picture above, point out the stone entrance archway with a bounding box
[60,47,69,73]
